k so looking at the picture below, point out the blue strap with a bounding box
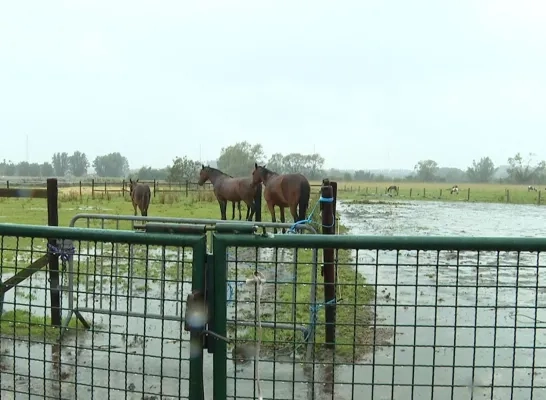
[47,243,75,262]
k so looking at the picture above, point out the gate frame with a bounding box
[0,178,62,328]
[65,214,320,340]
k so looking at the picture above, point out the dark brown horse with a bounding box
[128,179,151,216]
[252,163,310,233]
[231,201,252,221]
[198,165,258,221]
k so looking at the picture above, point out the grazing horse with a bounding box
[128,179,151,216]
[252,163,310,234]
[386,185,399,195]
[450,185,459,195]
[198,165,258,221]
[528,185,538,192]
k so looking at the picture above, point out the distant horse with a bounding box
[129,179,151,216]
[252,163,310,234]
[386,185,399,195]
[528,185,538,192]
[450,185,459,195]
[198,165,258,221]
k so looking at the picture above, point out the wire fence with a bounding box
[1,224,546,399]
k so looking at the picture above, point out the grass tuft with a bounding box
[0,309,90,341]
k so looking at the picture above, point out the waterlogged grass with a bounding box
[230,246,375,362]
[0,190,377,357]
[338,181,546,205]
[0,309,89,341]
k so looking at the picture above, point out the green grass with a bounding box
[230,245,375,362]
[0,189,376,357]
[0,309,89,341]
[334,181,545,205]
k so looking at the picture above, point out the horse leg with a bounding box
[238,202,242,220]
[289,204,298,223]
[231,202,235,220]
[268,203,278,234]
[218,199,227,220]
[245,200,255,221]
[132,201,137,216]
[279,206,286,234]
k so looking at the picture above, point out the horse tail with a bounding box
[298,180,310,222]
[142,186,151,217]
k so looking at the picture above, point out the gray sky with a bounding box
[1,0,545,171]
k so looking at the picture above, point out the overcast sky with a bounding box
[1,0,545,171]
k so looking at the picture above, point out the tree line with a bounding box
[0,143,544,185]
[0,152,129,178]
[411,153,546,184]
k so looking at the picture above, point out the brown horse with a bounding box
[252,163,310,234]
[386,185,399,195]
[198,165,258,221]
[231,201,252,221]
[128,179,151,216]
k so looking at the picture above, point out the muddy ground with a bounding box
[1,200,545,399]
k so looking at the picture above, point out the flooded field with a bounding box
[335,200,546,399]
[1,200,546,399]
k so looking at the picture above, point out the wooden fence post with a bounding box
[46,178,61,328]
[321,178,336,349]
[185,180,189,197]
[91,179,95,199]
[467,188,470,201]
[79,181,82,198]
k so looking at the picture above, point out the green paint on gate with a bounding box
[2,222,546,399]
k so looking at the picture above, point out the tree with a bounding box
[0,160,17,176]
[437,167,467,182]
[136,166,169,181]
[506,152,546,184]
[216,141,265,177]
[281,153,325,179]
[353,170,376,181]
[92,152,129,177]
[168,157,200,182]
[68,151,89,177]
[466,157,496,183]
[266,153,285,174]
[414,159,439,181]
[51,152,70,176]
[39,162,54,176]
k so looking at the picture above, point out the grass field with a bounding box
[329,181,545,205]
[0,189,373,361]
[45,179,546,206]
[0,179,541,359]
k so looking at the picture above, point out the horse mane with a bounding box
[259,165,278,177]
[204,166,230,177]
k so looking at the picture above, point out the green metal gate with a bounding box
[1,222,546,399]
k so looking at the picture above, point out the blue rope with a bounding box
[47,243,75,262]
[303,297,338,341]
[288,195,335,233]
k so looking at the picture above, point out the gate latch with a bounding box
[184,290,230,344]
